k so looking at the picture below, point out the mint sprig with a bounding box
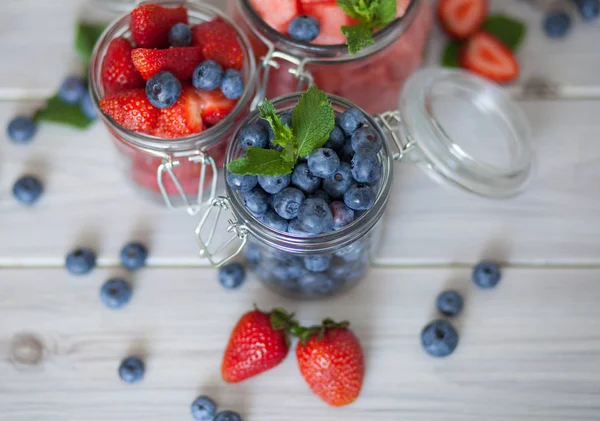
[337,0,397,54]
[228,86,335,176]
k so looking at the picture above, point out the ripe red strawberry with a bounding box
[437,0,487,39]
[99,89,160,134]
[153,85,203,138]
[131,47,204,81]
[460,32,519,83]
[130,4,188,48]
[295,320,364,407]
[196,89,237,127]
[222,308,295,383]
[191,19,244,70]
[101,37,144,95]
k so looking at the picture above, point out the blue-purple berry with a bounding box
[119,356,145,383]
[351,152,382,184]
[238,123,268,150]
[472,261,501,288]
[436,290,464,317]
[323,162,353,199]
[226,171,258,193]
[258,173,291,194]
[273,187,305,220]
[219,263,246,289]
[169,22,192,46]
[421,320,459,357]
[66,247,96,275]
[193,60,224,91]
[351,126,382,153]
[191,396,217,421]
[7,116,37,143]
[297,197,333,234]
[145,71,182,108]
[120,242,148,270]
[330,201,355,230]
[12,175,43,205]
[262,208,289,232]
[291,162,321,193]
[242,187,269,216]
[344,183,376,210]
[100,278,132,309]
[220,69,244,100]
[288,15,321,42]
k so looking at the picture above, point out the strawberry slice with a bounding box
[302,4,359,45]
[130,4,188,48]
[191,18,244,70]
[99,89,160,134]
[101,37,145,95]
[153,86,204,138]
[250,0,299,33]
[195,89,237,127]
[131,47,203,81]
[460,32,519,83]
[437,0,487,39]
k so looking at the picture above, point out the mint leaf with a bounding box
[75,22,106,64]
[342,24,374,55]
[227,148,294,176]
[292,85,335,158]
[259,99,293,149]
[482,14,526,51]
[375,0,397,27]
[441,40,462,68]
[337,0,397,54]
[34,94,94,129]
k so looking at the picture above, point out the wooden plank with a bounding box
[0,267,599,420]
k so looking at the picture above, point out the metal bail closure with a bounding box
[157,152,218,216]
[375,110,415,162]
[195,197,248,267]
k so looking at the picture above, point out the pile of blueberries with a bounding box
[543,0,598,38]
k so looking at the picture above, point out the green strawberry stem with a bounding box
[290,318,350,345]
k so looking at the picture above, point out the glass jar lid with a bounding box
[397,68,533,198]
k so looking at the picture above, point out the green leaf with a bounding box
[227,148,294,176]
[337,0,397,54]
[441,40,462,68]
[375,0,398,27]
[75,22,106,64]
[34,94,94,129]
[342,24,375,55]
[292,86,336,158]
[482,14,526,51]
[259,99,293,149]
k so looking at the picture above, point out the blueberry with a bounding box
[574,0,599,20]
[257,118,275,141]
[12,176,43,205]
[330,201,355,230]
[145,71,182,108]
[334,242,363,261]
[351,152,382,184]
[219,262,246,289]
[261,209,289,232]
[65,248,96,275]
[340,138,355,162]
[7,116,37,143]
[351,126,382,153]
[344,183,376,210]
[214,410,242,421]
[220,69,244,100]
[120,242,148,270]
[100,278,132,309]
[193,60,224,91]
[472,261,501,288]
[226,171,258,193]
[288,14,321,42]
[258,174,291,194]
[272,187,305,219]
[436,290,464,317]
[242,187,269,216]
[119,356,145,383]
[323,162,353,199]
[421,320,459,357]
[543,10,571,38]
[339,107,365,136]
[279,109,294,126]
[297,197,334,234]
[238,123,268,150]
[291,163,321,193]
[58,76,86,104]
[169,22,192,46]
[309,189,331,203]
[307,148,340,178]
[287,218,310,235]
[304,255,331,272]
[324,126,345,150]
[299,272,335,297]
[271,257,305,281]
[244,242,262,266]
[191,396,217,421]
[80,91,98,120]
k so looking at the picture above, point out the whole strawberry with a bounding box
[222,308,295,383]
[295,319,364,407]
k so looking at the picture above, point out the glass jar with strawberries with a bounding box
[90,1,256,212]
[197,70,534,299]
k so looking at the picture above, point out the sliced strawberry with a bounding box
[191,18,244,70]
[250,0,298,33]
[437,0,487,39]
[153,86,203,138]
[131,47,203,81]
[195,89,237,127]
[100,89,160,134]
[302,4,359,45]
[460,32,519,83]
[101,37,145,95]
[130,4,188,48]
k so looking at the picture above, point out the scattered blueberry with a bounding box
[330,201,355,230]
[351,126,382,153]
[120,242,148,270]
[66,248,96,275]
[219,262,246,289]
[242,187,269,216]
[12,176,43,205]
[573,0,599,21]
[323,162,353,199]
[288,15,321,42]
[169,22,192,46]
[299,272,335,297]
[421,320,459,357]
[436,290,463,317]
[310,189,331,202]
[214,410,242,421]
[351,152,382,184]
[258,174,291,194]
[100,278,132,309]
[145,71,182,108]
[193,60,224,91]
[297,197,334,234]
[220,69,244,100]
[543,10,571,38]
[226,171,258,193]
[291,163,321,193]
[304,255,331,272]
[262,208,289,232]
[7,116,36,143]
[324,126,345,150]
[272,187,305,219]
[238,123,268,150]
[472,261,501,288]
[339,107,365,136]
[344,183,376,210]
[119,356,145,383]
[80,91,98,120]
[58,76,86,104]
[307,148,340,178]
[279,109,294,126]
[191,396,217,421]
[287,218,310,235]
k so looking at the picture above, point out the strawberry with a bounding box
[99,89,160,134]
[295,319,364,407]
[131,47,204,81]
[196,89,237,127]
[130,4,188,48]
[460,32,519,83]
[250,0,298,33]
[437,0,487,39]
[101,37,144,95]
[222,308,295,383]
[153,85,203,138]
[191,19,244,70]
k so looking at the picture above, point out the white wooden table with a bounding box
[1,1,600,420]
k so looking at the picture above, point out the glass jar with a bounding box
[229,0,434,115]
[196,68,534,299]
[89,0,257,214]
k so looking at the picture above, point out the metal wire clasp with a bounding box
[375,110,415,161]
